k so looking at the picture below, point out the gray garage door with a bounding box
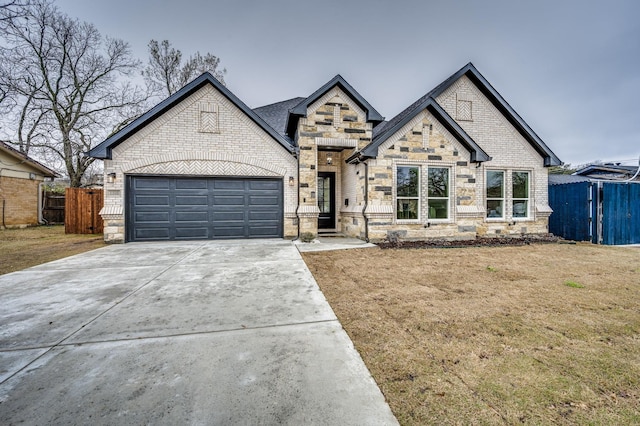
[127,176,283,242]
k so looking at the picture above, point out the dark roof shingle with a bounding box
[253,97,305,141]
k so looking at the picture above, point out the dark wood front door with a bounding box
[318,172,335,229]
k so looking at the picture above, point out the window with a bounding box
[428,167,449,219]
[396,166,419,220]
[512,171,529,218]
[486,171,504,218]
[318,175,331,214]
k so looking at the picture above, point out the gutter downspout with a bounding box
[363,161,369,243]
[38,181,48,225]
[293,147,301,241]
[621,155,640,182]
[0,169,4,229]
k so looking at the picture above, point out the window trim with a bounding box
[486,170,505,220]
[427,166,450,221]
[396,165,421,222]
[512,170,530,220]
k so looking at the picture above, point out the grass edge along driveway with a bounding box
[0,225,104,276]
[301,243,640,425]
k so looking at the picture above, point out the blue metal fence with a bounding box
[601,182,640,245]
[549,181,640,245]
[548,181,592,242]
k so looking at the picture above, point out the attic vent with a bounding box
[456,99,472,121]
[200,103,219,133]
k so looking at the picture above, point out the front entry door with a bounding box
[318,172,335,229]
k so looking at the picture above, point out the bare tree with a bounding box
[0,0,148,186]
[0,1,29,105]
[143,39,226,97]
[0,0,28,22]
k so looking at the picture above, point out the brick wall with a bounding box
[103,84,298,243]
[0,176,40,227]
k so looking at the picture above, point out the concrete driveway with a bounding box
[0,239,397,425]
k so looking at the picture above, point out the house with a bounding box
[573,163,640,182]
[0,141,58,228]
[88,63,561,243]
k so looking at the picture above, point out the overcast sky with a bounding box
[57,0,640,167]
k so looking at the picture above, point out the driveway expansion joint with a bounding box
[22,319,343,349]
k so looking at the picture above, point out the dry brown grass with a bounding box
[0,225,104,275]
[302,243,640,425]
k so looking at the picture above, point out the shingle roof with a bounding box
[88,73,295,159]
[253,97,305,142]
[363,62,561,167]
[0,141,59,177]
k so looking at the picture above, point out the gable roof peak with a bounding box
[366,62,560,166]
[285,73,384,137]
[88,72,295,159]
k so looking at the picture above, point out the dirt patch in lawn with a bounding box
[302,243,640,425]
[0,225,105,275]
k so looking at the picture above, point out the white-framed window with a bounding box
[396,166,420,220]
[486,170,504,218]
[428,167,449,219]
[512,171,530,218]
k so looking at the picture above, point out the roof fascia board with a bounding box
[290,76,383,121]
[362,98,490,162]
[89,73,294,159]
[285,75,383,137]
[574,165,635,175]
[0,142,59,176]
[431,64,561,166]
[427,101,491,162]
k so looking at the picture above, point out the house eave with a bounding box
[0,141,59,177]
[88,73,295,160]
[361,98,490,163]
[285,75,384,138]
[430,63,562,167]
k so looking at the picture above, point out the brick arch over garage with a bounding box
[123,152,290,177]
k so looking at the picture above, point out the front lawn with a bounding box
[301,243,640,425]
[0,225,104,275]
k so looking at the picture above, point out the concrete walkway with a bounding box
[0,239,397,425]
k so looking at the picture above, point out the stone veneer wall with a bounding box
[296,88,372,238]
[102,84,298,243]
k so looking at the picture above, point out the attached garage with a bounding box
[127,176,283,242]
[88,73,298,243]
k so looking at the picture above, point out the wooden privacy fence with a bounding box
[42,191,65,224]
[65,188,104,234]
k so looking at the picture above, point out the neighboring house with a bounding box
[549,173,640,245]
[573,163,640,182]
[88,62,561,243]
[0,141,58,228]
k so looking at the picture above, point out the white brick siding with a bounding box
[102,84,298,242]
[436,75,550,212]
